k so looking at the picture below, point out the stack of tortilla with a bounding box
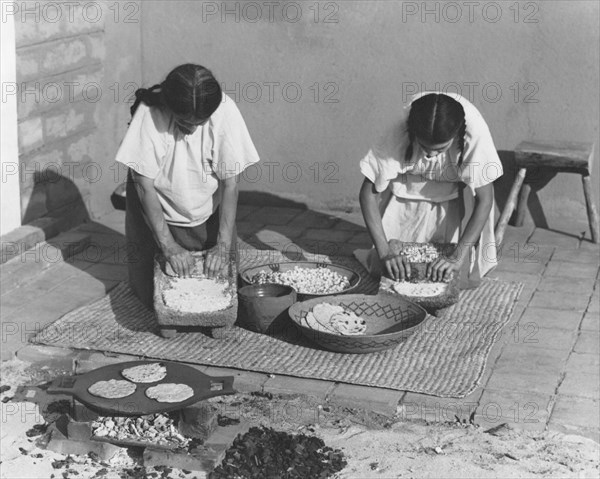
[301,303,367,336]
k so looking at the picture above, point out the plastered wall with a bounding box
[139,0,599,224]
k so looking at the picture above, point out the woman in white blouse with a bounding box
[357,92,503,289]
[115,64,260,308]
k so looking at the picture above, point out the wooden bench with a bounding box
[495,140,599,245]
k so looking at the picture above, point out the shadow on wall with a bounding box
[22,170,91,227]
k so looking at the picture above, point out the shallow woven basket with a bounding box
[288,294,427,354]
[379,276,459,315]
[239,261,361,301]
[153,252,238,329]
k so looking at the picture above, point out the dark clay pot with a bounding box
[238,284,297,334]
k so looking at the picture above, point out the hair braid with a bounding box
[404,132,415,164]
[130,83,163,118]
[457,111,466,168]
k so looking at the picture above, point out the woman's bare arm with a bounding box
[204,175,238,277]
[130,170,194,277]
[359,178,410,280]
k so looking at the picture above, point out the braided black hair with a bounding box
[405,94,466,167]
[130,83,162,117]
[130,64,222,121]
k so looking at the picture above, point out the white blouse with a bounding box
[115,94,260,226]
[360,92,503,202]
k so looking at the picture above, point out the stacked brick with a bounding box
[14,1,106,227]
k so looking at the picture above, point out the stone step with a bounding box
[0,231,91,295]
[0,215,86,264]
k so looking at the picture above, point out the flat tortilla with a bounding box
[312,303,344,330]
[146,383,194,403]
[88,379,136,399]
[304,312,338,334]
[121,363,167,383]
[330,312,367,335]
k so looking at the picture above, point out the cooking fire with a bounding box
[91,413,189,448]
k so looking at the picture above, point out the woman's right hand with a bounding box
[380,240,411,281]
[164,243,195,278]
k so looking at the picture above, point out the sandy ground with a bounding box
[1,359,598,479]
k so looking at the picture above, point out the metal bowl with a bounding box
[239,261,361,301]
[287,294,427,354]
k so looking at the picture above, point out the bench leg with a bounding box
[582,174,600,244]
[495,168,527,247]
[515,183,531,227]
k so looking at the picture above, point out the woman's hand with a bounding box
[380,240,411,281]
[164,243,195,278]
[204,243,234,278]
[427,245,467,282]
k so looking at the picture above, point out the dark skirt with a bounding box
[124,171,220,309]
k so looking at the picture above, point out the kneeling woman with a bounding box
[115,64,260,308]
[358,92,502,289]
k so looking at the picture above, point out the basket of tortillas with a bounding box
[153,251,238,338]
[378,242,460,314]
[288,294,427,354]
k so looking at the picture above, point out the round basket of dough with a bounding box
[380,242,460,313]
[240,261,361,300]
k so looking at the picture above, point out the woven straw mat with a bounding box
[32,250,522,397]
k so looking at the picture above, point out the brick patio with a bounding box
[1,206,598,442]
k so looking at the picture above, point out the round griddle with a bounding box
[46,360,235,416]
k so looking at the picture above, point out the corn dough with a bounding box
[162,277,231,313]
[392,282,448,297]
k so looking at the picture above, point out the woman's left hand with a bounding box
[204,243,234,278]
[427,245,468,282]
